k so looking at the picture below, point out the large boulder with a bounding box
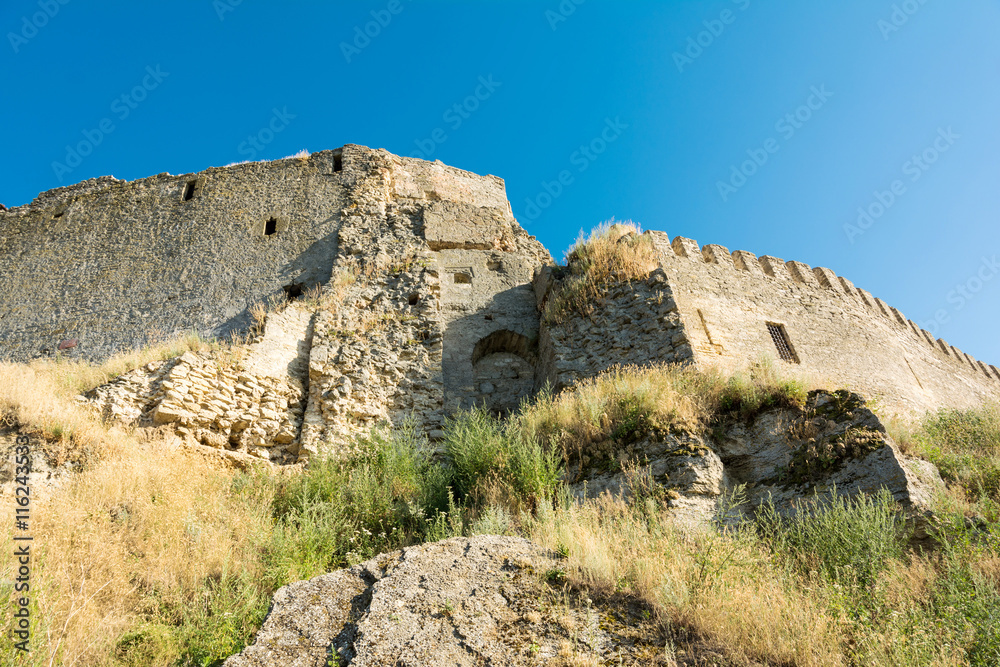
[225,535,667,667]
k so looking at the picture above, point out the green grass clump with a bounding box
[755,489,907,590]
[443,407,563,512]
[904,403,1000,505]
[262,422,452,582]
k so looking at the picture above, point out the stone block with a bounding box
[732,250,764,276]
[671,236,701,260]
[701,244,732,265]
[153,403,187,424]
[786,261,817,286]
[758,256,791,280]
[423,201,509,251]
[811,267,841,291]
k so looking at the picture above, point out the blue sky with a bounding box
[2,0,998,363]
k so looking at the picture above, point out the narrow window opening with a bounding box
[766,322,799,363]
[333,154,343,172]
[408,293,420,306]
[182,180,197,201]
[264,218,278,236]
[282,283,304,301]
[53,211,64,219]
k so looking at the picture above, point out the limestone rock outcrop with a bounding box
[569,389,944,526]
[224,535,667,667]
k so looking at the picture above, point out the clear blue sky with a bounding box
[2,0,998,363]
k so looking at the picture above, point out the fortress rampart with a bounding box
[3,145,998,442]
[0,145,532,363]
[534,229,999,414]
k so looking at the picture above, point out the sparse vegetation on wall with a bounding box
[543,221,660,324]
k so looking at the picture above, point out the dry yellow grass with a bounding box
[1,430,273,665]
[1,331,994,665]
[525,494,846,667]
[544,221,660,324]
[522,360,810,470]
[1,343,274,666]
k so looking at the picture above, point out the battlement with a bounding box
[637,230,998,412]
[650,231,999,382]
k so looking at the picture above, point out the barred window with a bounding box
[767,323,799,363]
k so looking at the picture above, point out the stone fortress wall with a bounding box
[28,145,552,460]
[0,151,349,361]
[654,232,1000,413]
[534,229,1000,415]
[3,145,999,463]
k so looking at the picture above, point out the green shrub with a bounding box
[908,403,1000,503]
[264,422,452,581]
[754,489,907,590]
[443,408,563,511]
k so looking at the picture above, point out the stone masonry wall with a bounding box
[0,149,360,361]
[69,145,553,458]
[648,231,1000,414]
[533,267,694,392]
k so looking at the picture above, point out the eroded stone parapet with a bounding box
[758,255,791,281]
[786,261,818,286]
[642,229,674,259]
[670,236,701,260]
[732,250,765,276]
[873,297,893,319]
[702,244,733,266]
[855,288,878,310]
[812,266,841,291]
[889,306,908,327]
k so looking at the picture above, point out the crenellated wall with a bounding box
[645,230,999,413]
